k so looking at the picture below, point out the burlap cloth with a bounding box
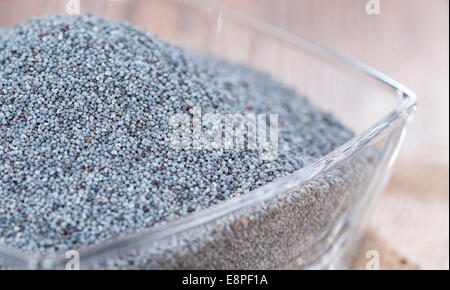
[350,159,449,270]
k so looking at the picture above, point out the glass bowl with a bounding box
[0,0,416,269]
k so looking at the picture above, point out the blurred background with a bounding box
[0,0,448,269]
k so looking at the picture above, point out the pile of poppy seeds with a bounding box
[0,15,354,257]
